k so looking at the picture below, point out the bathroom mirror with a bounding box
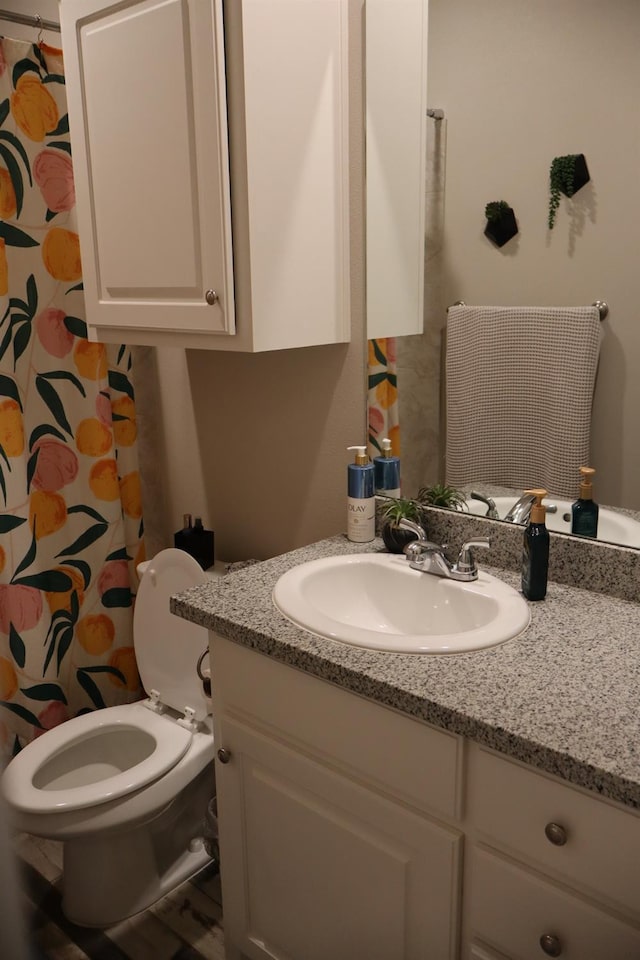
[367,0,640,549]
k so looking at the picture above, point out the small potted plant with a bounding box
[380,496,426,554]
[417,483,467,511]
[484,200,518,247]
[548,154,590,229]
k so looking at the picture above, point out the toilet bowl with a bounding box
[2,548,216,927]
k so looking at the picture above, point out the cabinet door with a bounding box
[216,716,461,960]
[61,0,234,340]
[366,0,428,338]
[226,0,351,352]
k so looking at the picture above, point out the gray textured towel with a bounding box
[445,305,601,499]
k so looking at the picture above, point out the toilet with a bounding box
[2,548,216,928]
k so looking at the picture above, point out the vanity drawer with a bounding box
[467,846,640,960]
[211,634,462,820]
[467,744,640,917]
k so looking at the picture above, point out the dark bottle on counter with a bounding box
[521,489,549,602]
[191,517,215,570]
[174,513,194,552]
[174,514,215,569]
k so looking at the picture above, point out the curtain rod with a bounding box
[0,9,60,33]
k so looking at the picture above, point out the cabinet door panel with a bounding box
[62,0,233,336]
[217,717,461,960]
[467,846,640,960]
[212,633,462,821]
[234,0,350,350]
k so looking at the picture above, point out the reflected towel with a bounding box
[445,305,601,499]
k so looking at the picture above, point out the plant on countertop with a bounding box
[548,154,590,229]
[379,496,426,554]
[417,483,467,511]
[483,200,518,247]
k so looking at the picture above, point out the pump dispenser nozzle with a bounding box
[381,437,392,457]
[347,445,369,465]
[578,466,596,500]
[524,488,547,524]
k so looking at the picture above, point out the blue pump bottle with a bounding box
[347,446,375,542]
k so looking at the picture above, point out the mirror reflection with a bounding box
[370,0,640,549]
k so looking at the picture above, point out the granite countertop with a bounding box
[171,535,640,811]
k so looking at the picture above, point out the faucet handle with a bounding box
[404,540,445,563]
[456,538,491,574]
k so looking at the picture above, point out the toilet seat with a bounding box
[2,548,211,820]
[2,703,193,815]
[134,548,209,722]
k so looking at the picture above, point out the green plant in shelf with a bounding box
[417,483,467,510]
[484,200,511,223]
[548,154,580,229]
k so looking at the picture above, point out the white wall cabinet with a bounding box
[60,0,350,351]
[210,635,640,960]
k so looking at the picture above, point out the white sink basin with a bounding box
[466,496,640,548]
[273,553,530,654]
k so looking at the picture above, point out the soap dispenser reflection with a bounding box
[373,437,401,498]
[571,466,599,539]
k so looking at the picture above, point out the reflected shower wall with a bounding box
[396,117,447,497]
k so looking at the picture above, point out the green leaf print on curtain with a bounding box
[0,38,145,761]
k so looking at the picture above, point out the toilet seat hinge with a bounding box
[177,706,198,731]
[144,689,165,714]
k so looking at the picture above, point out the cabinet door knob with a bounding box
[217,747,232,764]
[539,933,563,956]
[205,289,219,305]
[544,822,568,846]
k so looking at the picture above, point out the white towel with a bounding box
[445,305,601,499]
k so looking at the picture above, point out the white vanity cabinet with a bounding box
[464,745,640,960]
[209,634,640,960]
[60,0,350,351]
[210,634,463,960]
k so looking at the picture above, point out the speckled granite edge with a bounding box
[172,534,640,810]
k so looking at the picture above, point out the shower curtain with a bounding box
[0,39,144,761]
[367,337,400,461]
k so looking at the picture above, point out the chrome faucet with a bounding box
[397,518,429,541]
[404,537,491,582]
[504,494,557,524]
[469,491,500,520]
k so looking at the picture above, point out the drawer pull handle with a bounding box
[539,933,563,956]
[544,822,568,846]
[217,747,232,764]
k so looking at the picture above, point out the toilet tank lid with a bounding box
[134,548,209,721]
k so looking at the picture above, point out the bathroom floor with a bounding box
[14,832,227,959]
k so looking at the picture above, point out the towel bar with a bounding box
[448,300,609,321]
